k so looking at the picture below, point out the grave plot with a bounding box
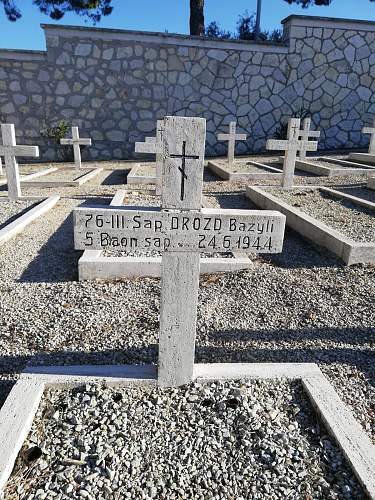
[21,166,103,188]
[0,196,60,245]
[127,163,156,185]
[78,190,252,280]
[207,158,283,181]
[246,185,375,265]
[0,164,58,185]
[289,156,375,177]
[3,378,367,499]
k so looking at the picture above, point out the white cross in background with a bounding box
[74,116,286,387]
[298,118,320,160]
[60,126,92,169]
[362,117,375,155]
[217,121,247,165]
[0,124,39,201]
[266,118,318,189]
[135,120,164,195]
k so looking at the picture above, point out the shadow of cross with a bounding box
[266,118,318,190]
[60,126,92,170]
[0,123,39,201]
[73,116,286,387]
[362,117,375,155]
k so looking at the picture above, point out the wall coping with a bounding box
[282,14,375,32]
[0,49,46,61]
[41,24,288,53]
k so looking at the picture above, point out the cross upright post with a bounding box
[0,124,39,201]
[266,118,318,189]
[298,118,320,160]
[217,121,247,165]
[362,117,375,155]
[0,157,2,176]
[74,116,286,387]
[60,126,92,169]
[135,120,164,195]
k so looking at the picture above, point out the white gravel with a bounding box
[0,199,41,228]
[5,380,364,500]
[268,187,375,242]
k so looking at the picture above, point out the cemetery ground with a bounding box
[0,156,374,499]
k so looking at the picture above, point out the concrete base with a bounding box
[0,362,374,498]
[78,190,252,280]
[287,158,375,177]
[349,153,375,164]
[21,167,103,188]
[207,160,282,181]
[246,186,375,265]
[0,196,60,246]
[127,164,156,185]
[367,177,375,191]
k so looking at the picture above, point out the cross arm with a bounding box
[135,142,162,154]
[266,139,289,151]
[235,134,247,141]
[304,141,318,151]
[0,145,39,157]
[217,134,230,141]
[60,138,74,145]
[362,127,375,134]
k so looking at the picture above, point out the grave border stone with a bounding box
[288,157,375,177]
[246,186,375,265]
[367,177,375,191]
[0,363,374,498]
[207,158,283,181]
[21,167,104,188]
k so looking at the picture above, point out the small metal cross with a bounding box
[170,141,199,201]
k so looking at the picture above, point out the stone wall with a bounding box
[0,15,374,161]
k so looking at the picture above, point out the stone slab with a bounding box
[349,153,375,165]
[368,177,375,191]
[246,186,375,265]
[74,206,286,254]
[21,167,103,188]
[0,195,60,246]
[127,164,156,185]
[208,160,283,181]
[1,363,374,498]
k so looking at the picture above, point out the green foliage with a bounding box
[205,21,232,39]
[273,108,311,140]
[1,0,113,23]
[41,119,71,144]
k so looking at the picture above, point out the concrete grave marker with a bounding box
[362,117,375,155]
[60,126,92,169]
[298,118,320,160]
[266,118,318,189]
[0,124,39,201]
[217,121,247,165]
[135,120,163,195]
[74,116,286,387]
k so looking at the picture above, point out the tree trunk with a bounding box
[190,0,205,36]
[255,0,262,40]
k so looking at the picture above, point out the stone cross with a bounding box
[298,118,320,160]
[362,117,375,155]
[217,121,247,165]
[0,124,39,201]
[60,126,91,169]
[135,120,163,195]
[266,118,318,189]
[0,157,2,176]
[74,116,285,387]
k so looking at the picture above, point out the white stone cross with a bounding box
[60,126,92,169]
[298,118,320,160]
[0,157,2,176]
[135,120,164,195]
[0,124,39,201]
[74,116,286,387]
[217,121,247,165]
[266,118,318,189]
[362,117,375,155]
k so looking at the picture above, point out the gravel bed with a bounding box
[0,199,41,229]
[5,380,364,500]
[0,157,373,472]
[268,187,375,242]
[131,164,156,176]
[28,168,96,183]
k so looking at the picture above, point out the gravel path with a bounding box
[0,157,374,497]
[5,380,364,499]
[268,187,375,242]
[0,199,41,229]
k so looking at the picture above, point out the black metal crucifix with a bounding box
[170,141,199,201]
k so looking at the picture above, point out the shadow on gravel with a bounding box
[0,201,41,231]
[101,169,130,186]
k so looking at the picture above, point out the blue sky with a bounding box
[0,0,374,50]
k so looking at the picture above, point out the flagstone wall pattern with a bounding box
[0,15,374,161]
